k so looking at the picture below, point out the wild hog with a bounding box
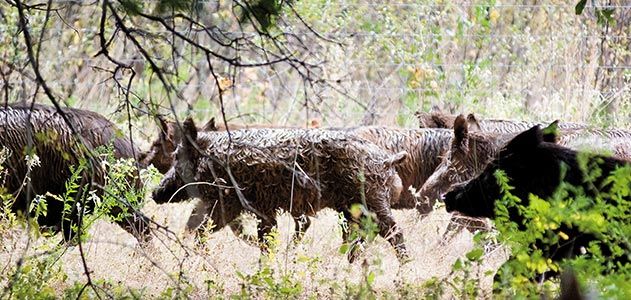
[0,103,150,241]
[418,116,518,206]
[443,125,630,278]
[152,118,409,262]
[415,111,587,132]
[417,116,560,234]
[140,117,313,239]
[416,111,630,159]
[419,113,631,208]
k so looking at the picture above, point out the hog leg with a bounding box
[339,209,365,263]
[292,215,311,241]
[369,204,409,263]
[257,216,277,255]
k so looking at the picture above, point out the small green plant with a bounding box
[235,229,303,299]
[230,226,304,299]
[62,278,150,299]
[338,203,380,260]
[448,235,488,299]
[0,146,18,230]
[47,145,148,242]
[3,254,67,300]
[491,160,631,298]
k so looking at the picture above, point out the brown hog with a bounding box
[152,118,409,262]
[419,115,631,207]
[140,117,314,239]
[0,103,150,241]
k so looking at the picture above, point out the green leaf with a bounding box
[119,0,143,16]
[452,258,463,271]
[465,248,484,262]
[338,243,349,255]
[596,8,615,26]
[366,271,376,285]
[575,0,587,15]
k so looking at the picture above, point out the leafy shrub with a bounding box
[2,254,66,300]
[491,161,630,298]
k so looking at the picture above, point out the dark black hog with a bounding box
[443,125,630,280]
[0,103,150,241]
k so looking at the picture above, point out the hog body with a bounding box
[153,119,408,262]
[0,103,149,241]
[349,126,454,212]
[416,111,630,159]
[443,125,630,278]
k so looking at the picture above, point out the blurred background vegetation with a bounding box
[1,0,629,135]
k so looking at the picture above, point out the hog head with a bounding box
[152,117,203,203]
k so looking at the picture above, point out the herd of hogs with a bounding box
[1,102,630,284]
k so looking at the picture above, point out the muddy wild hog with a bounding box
[443,125,630,277]
[0,103,150,241]
[419,114,630,208]
[415,111,587,132]
[152,118,408,262]
[416,111,631,159]
[140,117,314,240]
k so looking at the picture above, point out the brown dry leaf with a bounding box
[218,76,232,91]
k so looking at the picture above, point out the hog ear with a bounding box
[201,117,218,131]
[431,113,452,128]
[542,120,560,143]
[157,116,169,136]
[429,105,442,113]
[506,125,543,152]
[452,114,469,151]
[385,151,408,168]
[466,114,482,132]
[179,117,198,152]
[415,111,432,128]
